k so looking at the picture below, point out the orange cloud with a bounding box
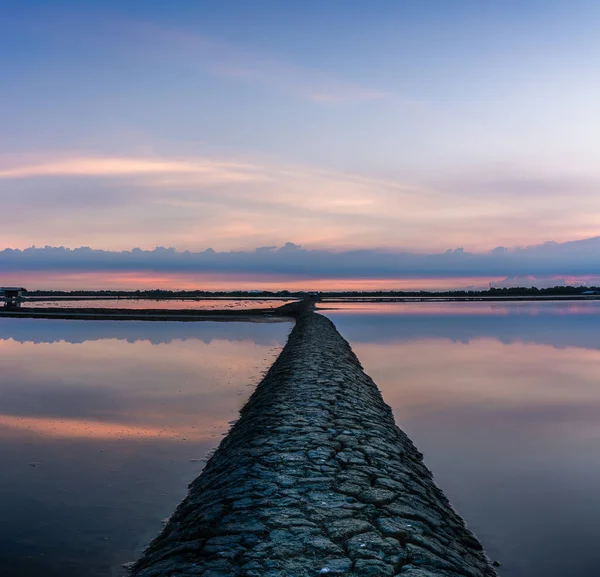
[0,155,262,184]
[1,151,599,253]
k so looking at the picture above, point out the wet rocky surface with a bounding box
[132,312,498,577]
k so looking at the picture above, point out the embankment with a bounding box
[0,301,301,322]
[132,312,498,577]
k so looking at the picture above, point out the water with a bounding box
[2,302,600,576]
[321,301,600,577]
[22,298,292,310]
[0,318,291,577]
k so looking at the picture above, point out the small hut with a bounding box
[0,287,27,307]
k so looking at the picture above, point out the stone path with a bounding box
[132,312,498,577]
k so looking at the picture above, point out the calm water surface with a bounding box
[0,319,291,577]
[23,298,292,310]
[2,302,600,576]
[321,301,600,577]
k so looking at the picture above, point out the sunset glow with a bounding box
[0,269,506,291]
[0,414,210,441]
[2,1,600,289]
[6,5,600,577]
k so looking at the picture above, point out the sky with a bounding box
[2,0,600,289]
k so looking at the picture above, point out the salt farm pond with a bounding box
[1,301,599,576]
[0,319,291,577]
[23,298,292,311]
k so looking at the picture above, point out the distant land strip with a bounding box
[0,304,298,322]
[2,293,600,323]
[16,285,600,298]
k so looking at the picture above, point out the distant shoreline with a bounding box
[319,294,600,302]
[0,307,292,322]
[20,294,600,302]
[13,285,600,300]
[0,299,309,322]
[1,294,599,322]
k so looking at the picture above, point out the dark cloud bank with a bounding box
[1,237,600,282]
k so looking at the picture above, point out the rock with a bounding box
[353,558,395,576]
[131,313,498,577]
[327,518,372,540]
[318,558,352,574]
[359,488,396,505]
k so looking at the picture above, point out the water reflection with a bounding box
[0,317,287,345]
[324,301,600,577]
[319,301,600,351]
[0,319,291,577]
[320,299,600,316]
[3,302,600,577]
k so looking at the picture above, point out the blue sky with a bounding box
[1,1,600,287]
